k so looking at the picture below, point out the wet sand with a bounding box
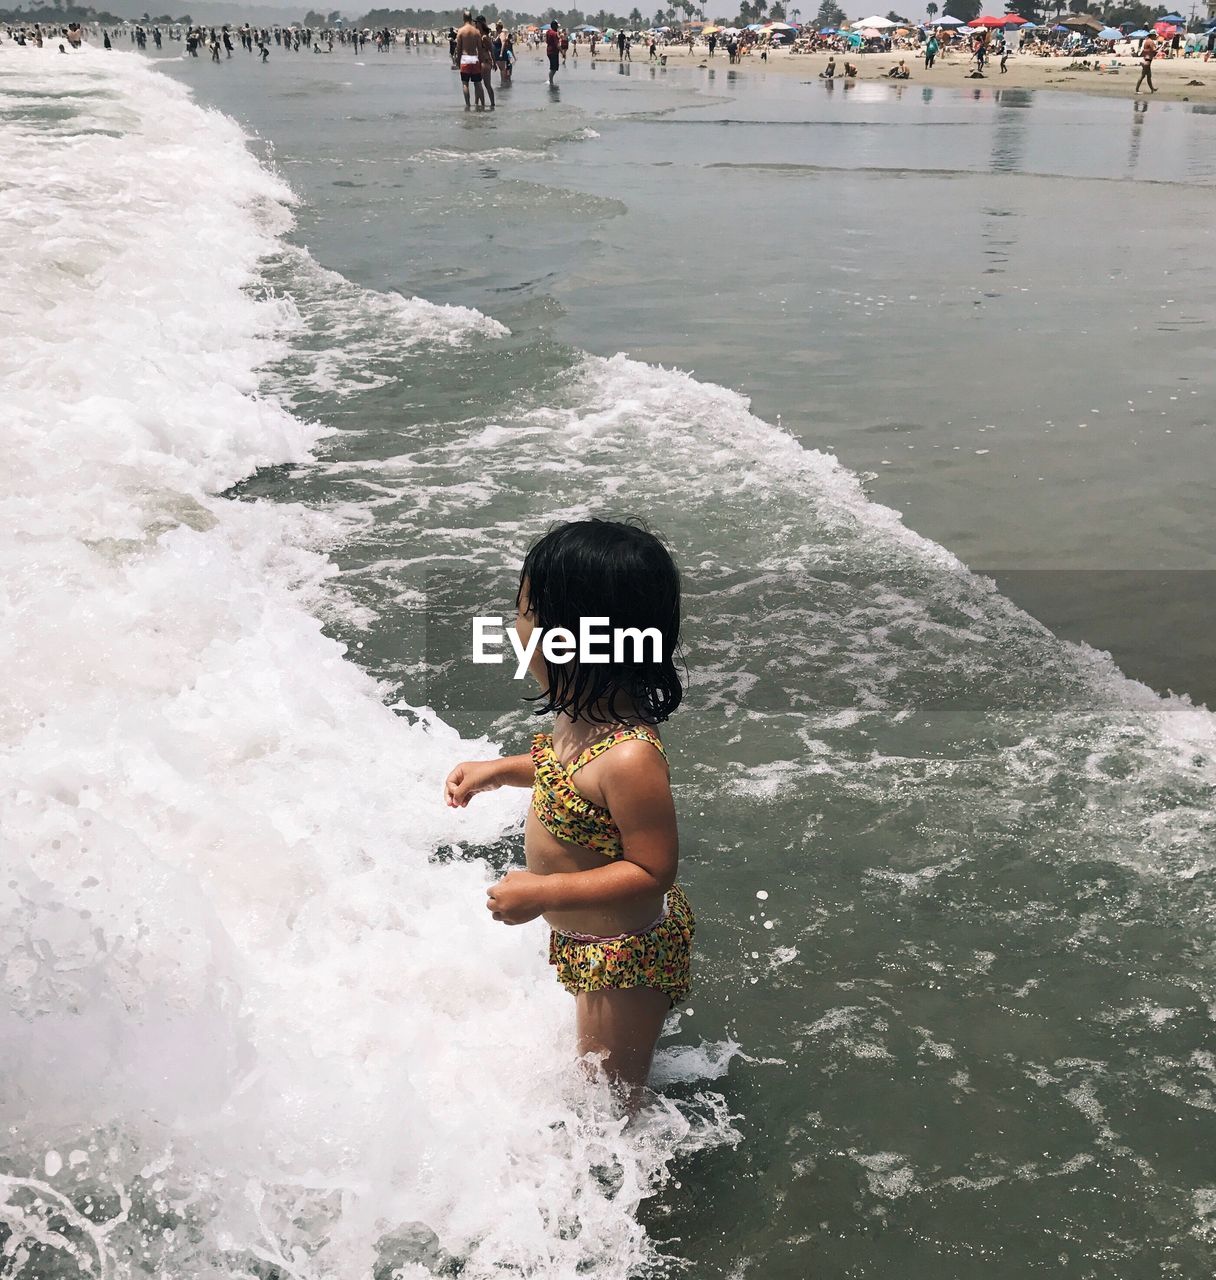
[596,44,1216,103]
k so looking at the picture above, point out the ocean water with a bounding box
[2,42,1215,1280]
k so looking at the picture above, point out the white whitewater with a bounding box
[0,47,736,1280]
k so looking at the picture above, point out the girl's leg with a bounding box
[575,986,672,1115]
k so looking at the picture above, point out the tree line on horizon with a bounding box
[0,0,1187,32]
[360,0,1189,30]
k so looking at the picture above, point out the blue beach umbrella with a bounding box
[1098,26,1120,38]
[1159,12,1184,22]
[1127,28,1148,37]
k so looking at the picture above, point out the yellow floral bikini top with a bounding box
[531,727,667,860]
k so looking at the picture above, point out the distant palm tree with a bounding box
[926,0,938,17]
[630,6,643,22]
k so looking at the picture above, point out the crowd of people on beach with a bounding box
[5,12,1213,99]
[0,18,446,58]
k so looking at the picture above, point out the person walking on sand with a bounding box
[924,32,938,69]
[1135,31,1157,93]
[545,18,562,85]
[456,11,486,110]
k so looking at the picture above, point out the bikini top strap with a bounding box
[567,727,666,777]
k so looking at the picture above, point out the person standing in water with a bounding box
[445,520,695,1119]
[545,19,562,85]
[455,10,486,110]
[476,15,496,109]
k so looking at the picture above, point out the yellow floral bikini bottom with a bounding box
[548,884,695,1009]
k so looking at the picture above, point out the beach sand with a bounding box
[599,43,1216,103]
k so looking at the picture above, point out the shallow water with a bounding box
[161,44,1216,706]
[3,43,1215,1280]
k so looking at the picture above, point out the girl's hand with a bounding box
[486,869,548,925]
[444,760,503,808]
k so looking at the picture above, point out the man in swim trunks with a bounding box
[456,10,485,111]
[545,19,561,85]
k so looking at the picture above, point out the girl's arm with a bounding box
[444,753,534,807]
[535,743,679,910]
[483,746,680,926]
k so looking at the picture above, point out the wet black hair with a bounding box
[517,518,683,725]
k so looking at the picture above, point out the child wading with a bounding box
[445,520,694,1117]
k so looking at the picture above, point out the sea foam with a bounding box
[0,47,736,1279]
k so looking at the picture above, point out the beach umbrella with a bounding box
[1153,20,1177,35]
[861,27,880,37]
[767,21,796,29]
[856,14,895,28]
[1127,28,1148,37]
[1097,26,1120,39]
[933,15,964,26]
[1159,12,1184,21]
[971,14,1011,26]
[1002,14,1029,24]
[1057,13,1102,30]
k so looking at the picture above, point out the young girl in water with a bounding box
[444,519,694,1113]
